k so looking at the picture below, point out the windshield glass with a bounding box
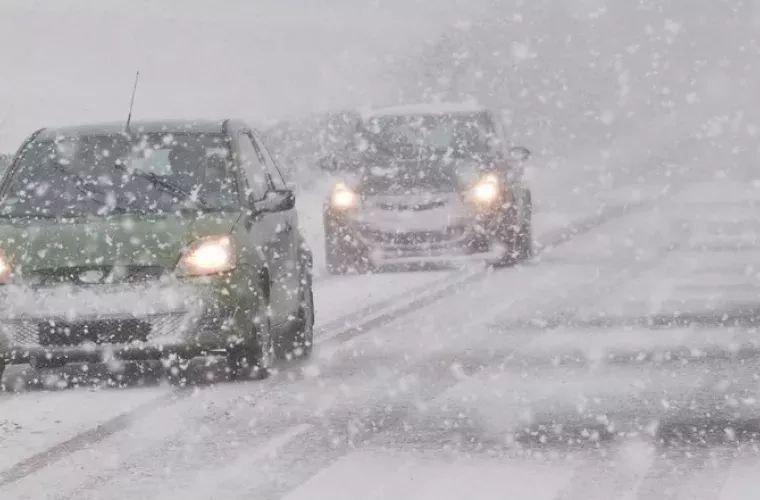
[0,132,238,218]
[358,112,496,160]
[358,162,479,195]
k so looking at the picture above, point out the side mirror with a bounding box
[251,189,295,214]
[508,146,531,161]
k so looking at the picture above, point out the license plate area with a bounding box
[38,319,152,345]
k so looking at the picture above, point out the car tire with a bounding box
[492,238,518,268]
[493,191,533,267]
[275,272,314,359]
[491,209,520,268]
[227,315,272,381]
[325,229,368,275]
[164,356,187,386]
[518,194,533,260]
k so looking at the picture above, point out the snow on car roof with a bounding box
[361,102,488,120]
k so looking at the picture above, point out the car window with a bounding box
[236,131,269,201]
[252,134,287,191]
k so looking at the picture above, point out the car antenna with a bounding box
[124,70,140,134]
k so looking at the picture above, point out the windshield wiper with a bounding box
[0,211,78,220]
[47,160,108,203]
[114,163,210,210]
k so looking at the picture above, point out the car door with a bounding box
[250,132,301,320]
[234,130,290,327]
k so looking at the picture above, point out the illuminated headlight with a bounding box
[177,236,236,276]
[470,175,500,204]
[0,250,11,284]
[331,182,358,209]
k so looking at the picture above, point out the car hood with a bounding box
[0,211,241,275]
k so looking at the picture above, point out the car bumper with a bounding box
[0,279,247,366]
[326,206,512,266]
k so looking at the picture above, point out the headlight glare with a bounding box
[0,250,11,284]
[177,236,236,276]
[470,176,500,204]
[331,183,358,209]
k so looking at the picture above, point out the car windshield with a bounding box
[358,112,496,160]
[358,162,480,195]
[0,132,238,218]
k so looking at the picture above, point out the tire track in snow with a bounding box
[0,388,192,488]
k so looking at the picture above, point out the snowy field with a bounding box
[2,1,760,499]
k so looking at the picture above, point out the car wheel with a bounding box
[164,355,188,386]
[491,212,520,268]
[492,237,518,267]
[518,216,533,261]
[519,192,534,260]
[519,223,533,260]
[227,315,272,381]
[276,272,314,359]
[325,233,369,274]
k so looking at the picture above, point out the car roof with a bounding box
[361,102,489,120]
[35,119,233,140]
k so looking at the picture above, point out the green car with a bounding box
[0,120,314,383]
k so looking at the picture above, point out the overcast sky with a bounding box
[0,0,490,151]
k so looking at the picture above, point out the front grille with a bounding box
[27,265,164,286]
[358,226,467,247]
[3,312,187,347]
[377,200,447,211]
[38,319,152,345]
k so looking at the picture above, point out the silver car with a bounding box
[321,103,533,273]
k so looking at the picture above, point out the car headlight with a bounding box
[177,235,236,276]
[0,250,11,284]
[330,182,359,209]
[470,174,500,204]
